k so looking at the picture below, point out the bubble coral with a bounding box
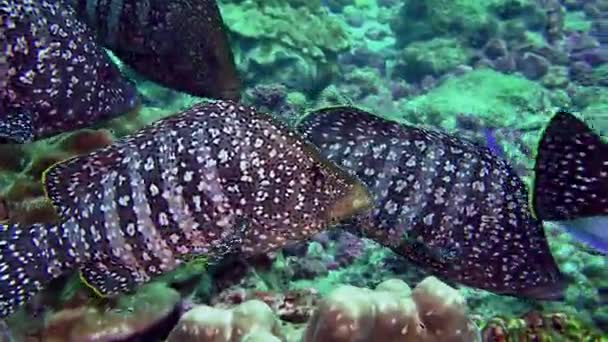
[303,277,481,342]
[166,299,285,342]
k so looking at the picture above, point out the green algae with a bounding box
[399,38,472,81]
[220,0,350,92]
[564,11,592,33]
[399,68,550,130]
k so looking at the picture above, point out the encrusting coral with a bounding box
[8,282,182,342]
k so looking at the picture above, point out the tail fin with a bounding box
[532,111,608,221]
[0,224,66,318]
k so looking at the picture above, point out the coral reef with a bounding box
[480,311,606,341]
[303,277,480,342]
[166,300,285,342]
[220,0,350,94]
[1,0,608,339]
[1,276,485,341]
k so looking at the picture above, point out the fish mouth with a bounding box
[328,181,373,224]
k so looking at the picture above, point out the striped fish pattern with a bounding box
[298,107,567,300]
[0,100,372,318]
[67,0,242,100]
[0,0,139,143]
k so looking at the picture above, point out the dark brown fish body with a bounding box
[298,107,567,300]
[67,0,241,100]
[532,112,608,255]
[0,100,371,318]
[0,0,139,143]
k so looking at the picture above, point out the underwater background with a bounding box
[1,0,607,341]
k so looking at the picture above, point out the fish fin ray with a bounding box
[532,111,608,221]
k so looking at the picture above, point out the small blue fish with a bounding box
[532,111,608,255]
[483,127,507,158]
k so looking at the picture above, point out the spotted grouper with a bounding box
[532,111,608,255]
[0,0,140,143]
[67,0,241,100]
[0,100,372,318]
[298,107,567,300]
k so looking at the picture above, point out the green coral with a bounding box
[397,37,472,81]
[391,0,501,46]
[541,66,570,89]
[220,0,350,93]
[390,0,548,47]
[564,10,592,33]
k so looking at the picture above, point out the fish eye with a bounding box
[310,164,327,187]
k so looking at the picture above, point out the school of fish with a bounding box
[1,0,608,328]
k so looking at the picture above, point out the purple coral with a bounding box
[334,232,366,266]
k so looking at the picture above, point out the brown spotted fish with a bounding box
[298,106,568,300]
[532,111,608,255]
[67,0,242,100]
[0,100,372,318]
[0,0,140,143]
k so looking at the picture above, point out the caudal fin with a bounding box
[0,224,60,318]
[532,111,608,221]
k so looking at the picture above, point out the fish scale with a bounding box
[0,100,372,318]
[533,112,608,219]
[141,135,190,255]
[298,106,567,300]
